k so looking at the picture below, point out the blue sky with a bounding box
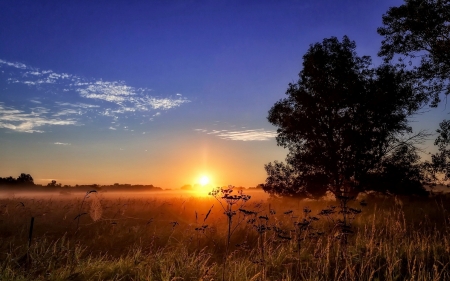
[1,0,445,188]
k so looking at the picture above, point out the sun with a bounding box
[199,175,210,186]
[194,175,212,196]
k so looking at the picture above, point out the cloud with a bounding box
[54,142,71,145]
[4,61,191,113]
[0,59,26,69]
[196,128,277,141]
[0,58,191,131]
[77,81,135,97]
[53,109,81,116]
[142,97,189,110]
[55,102,100,108]
[0,104,76,133]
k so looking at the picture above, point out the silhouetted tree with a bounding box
[0,173,34,186]
[378,0,450,106]
[255,184,264,189]
[47,180,61,188]
[264,161,329,198]
[264,36,427,198]
[16,173,34,185]
[0,176,16,186]
[426,120,450,182]
[180,184,193,190]
[362,144,428,196]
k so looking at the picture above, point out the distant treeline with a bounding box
[0,173,35,186]
[0,174,265,192]
[0,174,162,192]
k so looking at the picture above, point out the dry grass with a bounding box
[0,190,449,280]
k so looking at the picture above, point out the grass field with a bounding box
[0,188,449,280]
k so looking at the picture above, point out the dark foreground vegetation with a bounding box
[0,189,449,280]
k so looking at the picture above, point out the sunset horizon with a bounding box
[2,0,446,190]
[1,1,450,279]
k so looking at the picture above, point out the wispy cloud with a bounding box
[0,59,26,69]
[141,97,189,110]
[196,128,277,141]
[53,109,81,116]
[0,104,77,133]
[0,59,191,132]
[54,142,71,145]
[55,102,100,109]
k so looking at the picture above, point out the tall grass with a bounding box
[0,192,449,280]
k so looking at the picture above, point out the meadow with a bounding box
[0,188,449,281]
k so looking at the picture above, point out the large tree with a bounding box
[264,36,427,198]
[378,0,450,106]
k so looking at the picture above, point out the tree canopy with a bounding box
[0,173,34,186]
[378,0,450,106]
[264,36,427,198]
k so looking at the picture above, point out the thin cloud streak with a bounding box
[196,128,277,141]
[54,142,71,145]
[55,102,100,109]
[0,59,26,69]
[0,104,77,133]
[53,109,81,116]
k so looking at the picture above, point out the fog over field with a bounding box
[0,188,271,200]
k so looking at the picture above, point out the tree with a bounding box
[0,173,35,186]
[378,0,450,106]
[425,120,450,183]
[47,180,61,188]
[180,184,193,190]
[362,144,428,196]
[264,161,328,198]
[16,173,34,185]
[264,36,427,198]
[0,176,16,186]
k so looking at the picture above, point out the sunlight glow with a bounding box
[199,175,210,186]
[194,175,212,196]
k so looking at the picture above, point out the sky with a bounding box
[0,0,447,189]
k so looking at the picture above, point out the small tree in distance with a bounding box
[47,180,62,188]
[16,173,35,186]
[264,36,428,199]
